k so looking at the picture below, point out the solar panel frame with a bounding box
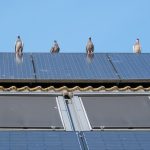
[32,53,119,83]
[0,52,35,82]
[108,53,150,82]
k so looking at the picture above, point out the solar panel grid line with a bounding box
[108,54,129,79]
[43,54,51,78]
[68,54,77,78]
[87,54,101,79]
[74,54,86,79]
[129,54,150,79]
[50,54,59,79]
[66,54,78,79]
[124,55,137,78]
[40,53,48,78]
[97,54,111,79]
[98,54,119,79]
[129,55,146,78]
[139,55,150,77]
[113,53,130,78]
[1,53,5,78]
[59,54,68,79]
[36,54,42,77]
[55,54,64,79]
[141,54,150,67]
[65,54,77,79]
[4,53,8,78]
[98,55,109,78]
[86,54,98,79]
[97,54,117,79]
[51,54,62,79]
[106,54,122,81]
[70,54,78,78]
[81,55,90,79]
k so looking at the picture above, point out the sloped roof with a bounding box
[0,52,150,150]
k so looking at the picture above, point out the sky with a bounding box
[0,0,149,53]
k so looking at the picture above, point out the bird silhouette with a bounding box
[15,36,24,54]
[133,38,141,53]
[86,37,94,54]
[51,40,60,53]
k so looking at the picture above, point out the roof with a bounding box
[1,52,150,149]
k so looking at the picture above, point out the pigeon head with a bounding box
[17,36,20,39]
[54,40,57,43]
[89,37,91,41]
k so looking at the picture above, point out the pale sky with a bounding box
[0,0,149,53]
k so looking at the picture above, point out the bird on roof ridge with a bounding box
[15,36,24,54]
[133,38,141,54]
[50,40,60,53]
[86,37,94,55]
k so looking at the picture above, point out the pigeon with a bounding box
[51,40,60,53]
[133,38,141,53]
[86,37,94,54]
[15,36,24,54]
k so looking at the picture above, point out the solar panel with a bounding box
[81,95,150,128]
[83,131,150,150]
[0,95,63,128]
[32,53,119,82]
[0,52,35,82]
[0,131,82,150]
[108,53,150,81]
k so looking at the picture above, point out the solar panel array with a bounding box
[0,52,150,83]
[0,131,82,150]
[0,53,34,82]
[32,53,118,82]
[83,131,150,150]
[0,130,150,150]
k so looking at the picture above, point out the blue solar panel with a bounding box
[1,53,150,82]
[32,53,118,82]
[0,53,35,81]
[109,53,150,81]
[83,131,150,150]
[0,131,82,150]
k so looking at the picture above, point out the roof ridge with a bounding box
[0,85,149,92]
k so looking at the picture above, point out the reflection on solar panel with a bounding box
[81,96,150,128]
[0,53,34,82]
[109,53,150,81]
[0,131,82,150]
[1,53,150,83]
[83,131,150,150]
[0,95,63,128]
[32,53,118,82]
